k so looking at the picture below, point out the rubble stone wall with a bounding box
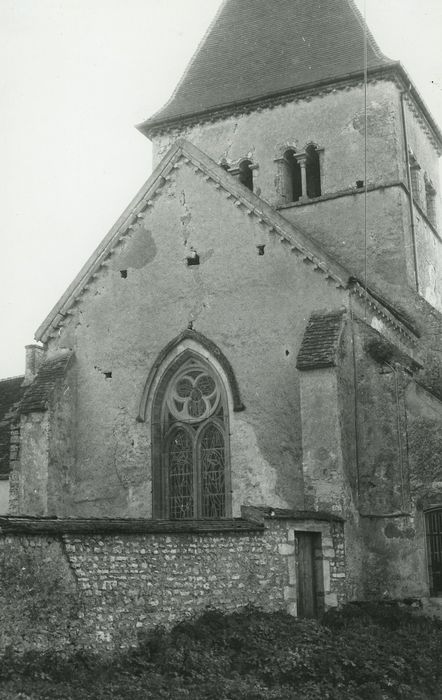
[0,517,344,653]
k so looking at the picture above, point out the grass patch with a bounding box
[1,602,442,699]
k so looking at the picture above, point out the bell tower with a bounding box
[138,0,442,312]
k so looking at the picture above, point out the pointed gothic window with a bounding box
[154,357,230,519]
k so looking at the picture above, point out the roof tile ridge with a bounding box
[139,1,228,126]
[30,350,73,377]
[296,307,347,371]
[20,351,74,414]
[346,0,391,63]
[0,375,25,384]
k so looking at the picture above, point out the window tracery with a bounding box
[155,356,230,520]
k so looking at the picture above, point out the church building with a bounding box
[2,0,442,620]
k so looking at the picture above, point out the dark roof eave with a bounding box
[0,516,264,535]
[137,61,442,150]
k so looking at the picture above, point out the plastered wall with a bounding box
[152,80,442,313]
[153,81,402,204]
[44,162,347,518]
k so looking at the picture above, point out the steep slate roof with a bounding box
[20,353,73,415]
[0,376,25,476]
[140,0,391,130]
[296,309,346,370]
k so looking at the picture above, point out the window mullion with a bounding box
[193,431,200,518]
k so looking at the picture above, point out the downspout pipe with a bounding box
[400,88,420,293]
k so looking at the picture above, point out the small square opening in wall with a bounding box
[104,372,112,379]
[186,251,200,266]
[120,270,128,279]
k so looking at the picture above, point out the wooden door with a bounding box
[426,510,442,596]
[296,532,318,618]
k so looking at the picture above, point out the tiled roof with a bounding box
[0,376,25,476]
[20,353,73,415]
[142,0,390,129]
[296,310,346,370]
[0,516,264,535]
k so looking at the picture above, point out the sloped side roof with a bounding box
[296,309,346,370]
[20,353,73,415]
[0,376,25,476]
[142,0,390,129]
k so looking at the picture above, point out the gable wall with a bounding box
[46,164,347,517]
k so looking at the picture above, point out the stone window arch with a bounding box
[238,159,254,191]
[222,157,257,192]
[149,349,232,520]
[283,149,303,202]
[305,144,322,198]
[276,143,322,203]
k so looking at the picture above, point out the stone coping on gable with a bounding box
[0,516,265,536]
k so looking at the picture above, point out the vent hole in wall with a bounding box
[356,180,364,189]
[257,245,265,256]
[285,350,290,357]
[186,251,200,266]
[120,270,128,278]
[104,372,112,379]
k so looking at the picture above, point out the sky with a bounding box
[1,0,442,378]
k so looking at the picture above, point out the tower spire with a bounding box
[139,0,391,135]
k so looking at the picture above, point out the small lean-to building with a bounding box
[4,0,442,619]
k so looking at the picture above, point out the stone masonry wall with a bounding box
[67,527,287,648]
[0,517,345,653]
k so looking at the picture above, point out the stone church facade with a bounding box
[2,0,442,626]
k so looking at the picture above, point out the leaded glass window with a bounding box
[159,358,230,520]
[167,428,193,519]
[200,424,226,518]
